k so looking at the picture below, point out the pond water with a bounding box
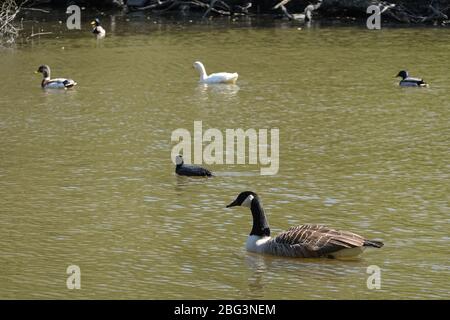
[0,13,449,299]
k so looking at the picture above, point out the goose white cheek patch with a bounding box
[242,195,254,208]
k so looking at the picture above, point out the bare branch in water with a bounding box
[273,0,292,10]
[28,31,52,39]
[21,7,51,14]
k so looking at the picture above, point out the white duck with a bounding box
[193,61,238,84]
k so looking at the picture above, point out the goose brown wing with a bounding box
[273,224,366,256]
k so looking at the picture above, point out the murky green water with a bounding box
[0,15,449,299]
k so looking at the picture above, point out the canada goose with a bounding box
[175,155,212,177]
[226,191,384,259]
[35,65,77,89]
[91,18,106,38]
[396,70,428,87]
[193,61,238,84]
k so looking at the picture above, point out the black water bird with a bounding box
[175,155,212,177]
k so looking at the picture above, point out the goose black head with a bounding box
[396,70,409,79]
[36,65,50,78]
[227,191,270,237]
[175,154,184,166]
[91,18,101,27]
[227,191,258,208]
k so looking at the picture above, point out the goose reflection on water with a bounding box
[196,83,240,101]
[243,251,369,298]
[244,253,269,298]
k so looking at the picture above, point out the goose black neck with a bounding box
[250,197,270,237]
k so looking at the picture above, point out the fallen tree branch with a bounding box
[273,0,291,10]
[277,0,322,22]
[202,0,218,18]
[0,0,28,46]
[28,31,52,38]
[135,0,168,11]
[379,1,448,24]
[132,0,249,17]
[273,0,448,25]
[21,7,50,13]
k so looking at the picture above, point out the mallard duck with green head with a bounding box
[91,18,106,38]
[396,70,429,87]
[35,65,77,89]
